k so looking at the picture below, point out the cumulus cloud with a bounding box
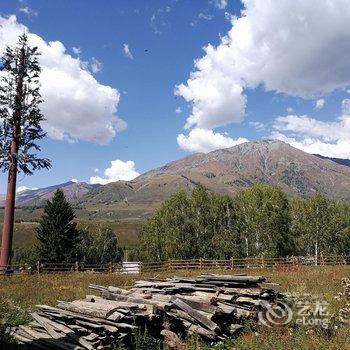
[175,107,182,113]
[17,186,38,193]
[90,160,140,185]
[177,0,350,131]
[315,98,325,110]
[177,128,248,153]
[0,15,125,144]
[123,43,134,60]
[271,99,350,158]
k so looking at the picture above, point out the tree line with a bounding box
[139,184,350,261]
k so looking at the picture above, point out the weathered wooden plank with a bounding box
[172,298,219,332]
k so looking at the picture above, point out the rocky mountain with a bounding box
[83,140,350,214]
[3,140,350,219]
[0,181,101,207]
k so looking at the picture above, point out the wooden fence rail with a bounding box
[1,255,350,275]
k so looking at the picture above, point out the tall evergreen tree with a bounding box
[0,34,50,271]
[36,189,81,263]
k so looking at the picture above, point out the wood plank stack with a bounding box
[10,273,283,349]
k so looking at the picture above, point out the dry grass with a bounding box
[1,266,349,349]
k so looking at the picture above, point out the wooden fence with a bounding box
[1,255,350,275]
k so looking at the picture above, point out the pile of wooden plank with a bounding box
[10,273,283,349]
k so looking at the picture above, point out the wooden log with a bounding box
[57,300,121,319]
[32,312,95,350]
[188,324,216,340]
[172,298,219,332]
[161,329,183,349]
[171,296,220,314]
[101,291,171,310]
[37,305,132,329]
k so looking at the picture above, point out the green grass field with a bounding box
[0,217,143,250]
[1,266,349,349]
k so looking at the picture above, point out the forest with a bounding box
[140,184,350,261]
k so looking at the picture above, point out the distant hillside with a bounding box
[0,181,101,207]
[4,140,350,220]
[80,140,350,219]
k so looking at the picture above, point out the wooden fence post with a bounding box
[75,261,79,272]
[168,258,172,271]
[231,257,234,270]
[36,261,40,274]
[199,257,203,270]
[108,262,113,273]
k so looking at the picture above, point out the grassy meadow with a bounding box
[1,266,349,349]
[0,215,142,251]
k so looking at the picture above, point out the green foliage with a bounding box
[36,189,82,262]
[132,330,162,350]
[290,194,350,257]
[79,225,123,264]
[140,185,350,261]
[0,298,30,347]
[0,33,51,174]
[235,184,294,257]
[140,186,239,261]
[12,245,38,265]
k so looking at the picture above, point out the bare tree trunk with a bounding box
[0,46,24,273]
[0,141,18,272]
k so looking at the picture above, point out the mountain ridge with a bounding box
[2,140,350,216]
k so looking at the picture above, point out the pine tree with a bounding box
[36,189,81,263]
[0,34,51,271]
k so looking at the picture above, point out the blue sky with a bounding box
[1,0,350,192]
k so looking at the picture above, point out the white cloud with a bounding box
[17,186,38,193]
[123,43,134,60]
[70,178,78,183]
[90,160,140,185]
[271,99,350,158]
[287,107,294,113]
[72,46,81,55]
[19,6,38,17]
[0,15,125,144]
[177,128,248,153]
[198,13,214,21]
[89,57,102,73]
[151,6,171,34]
[177,0,350,131]
[212,0,228,10]
[249,121,264,131]
[175,107,182,113]
[315,98,325,110]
